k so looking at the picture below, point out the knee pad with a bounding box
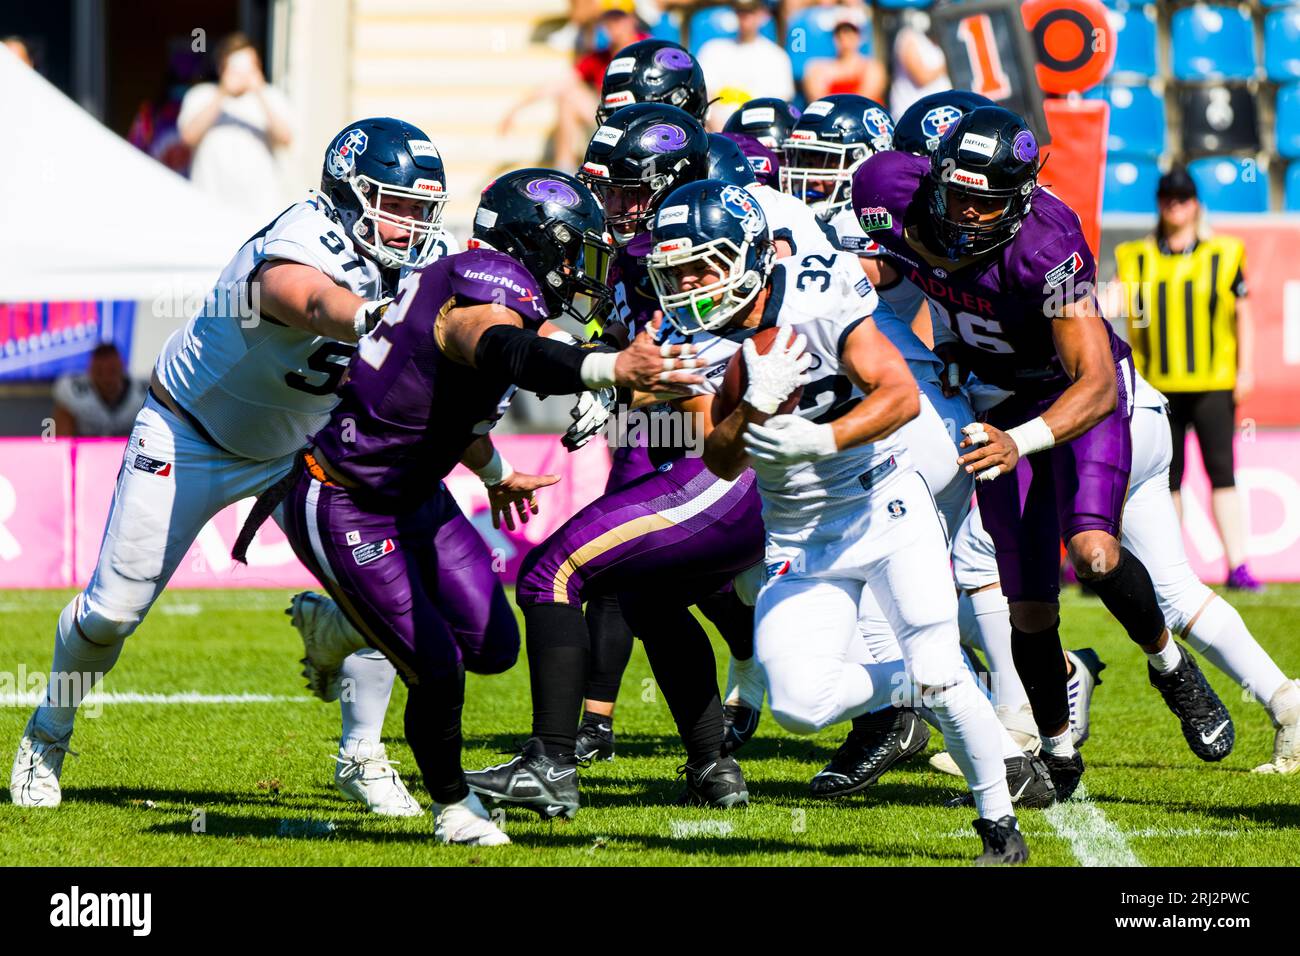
[71,594,138,650]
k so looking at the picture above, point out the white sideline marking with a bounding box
[0,691,311,707]
[1043,785,1142,867]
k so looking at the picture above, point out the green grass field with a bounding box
[2,586,1298,867]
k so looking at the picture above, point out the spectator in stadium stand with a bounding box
[178,32,293,231]
[801,16,886,103]
[52,344,148,438]
[889,9,950,119]
[128,46,205,176]
[3,35,33,67]
[501,2,647,171]
[696,1,794,130]
[1113,167,1262,591]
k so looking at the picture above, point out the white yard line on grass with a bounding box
[0,691,312,706]
[1043,785,1143,867]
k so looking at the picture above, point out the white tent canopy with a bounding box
[0,46,251,302]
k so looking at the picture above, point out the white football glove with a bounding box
[562,388,617,451]
[744,414,838,466]
[742,326,812,414]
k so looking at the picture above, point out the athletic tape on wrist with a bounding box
[1006,416,1055,457]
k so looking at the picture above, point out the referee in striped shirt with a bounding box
[1114,167,1260,591]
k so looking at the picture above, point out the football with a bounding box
[711,326,804,424]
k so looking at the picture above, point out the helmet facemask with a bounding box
[927,175,1033,258]
[648,235,771,335]
[348,173,448,270]
[580,165,685,246]
[542,219,617,340]
[780,135,869,219]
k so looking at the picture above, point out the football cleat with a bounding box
[1148,643,1235,762]
[721,703,761,757]
[287,591,360,702]
[1066,647,1106,748]
[945,753,1057,810]
[677,755,749,808]
[574,717,615,763]
[1253,679,1300,775]
[973,815,1029,865]
[10,714,75,808]
[466,737,580,820]
[810,707,929,798]
[334,743,424,817]
[433,791,510,846]
[930,703,1039,776]
[1040,750,1084,801]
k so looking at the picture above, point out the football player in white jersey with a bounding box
[11,118,457,814]
[647,180,1027,862]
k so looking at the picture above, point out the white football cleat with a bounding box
[929,704,1040,777]
[1254,679,1300,775]
[1065,648,1105,748]
[287,591,363,702]
[10,714,76,808]
[334,742,424,816]
[434,791,510,846]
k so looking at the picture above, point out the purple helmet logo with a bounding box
[652,47,693,72]
[521,178,581,207]
[640,123,689,154]
[1012,129,1039,164]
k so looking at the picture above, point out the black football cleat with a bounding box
[1039,749,1085,801]
[465,737,580,820]
[574,717,615,763]
[945,752,1057,809]
[809,707,929,798]
[721,703,760,757]
[1148,643,1235,762]
[677,755,749,808]
[973,815,1029,865]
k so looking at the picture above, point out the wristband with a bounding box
[353,302,371,339]
[472,447,514,486]
[580,351,620,389]
[1006,416,1055,457]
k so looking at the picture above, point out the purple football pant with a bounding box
[605,442,655,494]
[282,476,519,686]
[517,456,764,610]
[975,358,1134,604]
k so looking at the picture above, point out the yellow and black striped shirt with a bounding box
[1114,234,1246,393]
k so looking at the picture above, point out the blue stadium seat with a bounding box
[1103,155,1162,214]
[785,8,872,83]
[1286,162,1300,211]
[1278,85,1300,158]
[648,11,682,45]
[875,0,934,8]
[687,6,778,54]
[1187,157,1270,212]
[1265,8,1300,83]
[1263,0,1297,8]
[1108,5,1159,78]
[1171,6,1257,80]
[1085,83,1166,156]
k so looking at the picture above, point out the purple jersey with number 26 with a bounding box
[851,150,1129,398]
[311,249,549,504]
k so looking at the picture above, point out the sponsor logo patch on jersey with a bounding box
[838,234,875,253]
[352,538,396,566]
[766,559,791,578]
[1045,251,1084,288]
[345,530,361,545]
[747,155,773,175]
[853,277,874,298]
[857,206,892,232]
[886,498,906,518]
[133,454,171,477]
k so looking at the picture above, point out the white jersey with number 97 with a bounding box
[155,194,457,461]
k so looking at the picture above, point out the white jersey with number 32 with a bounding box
[155,195,456,461]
